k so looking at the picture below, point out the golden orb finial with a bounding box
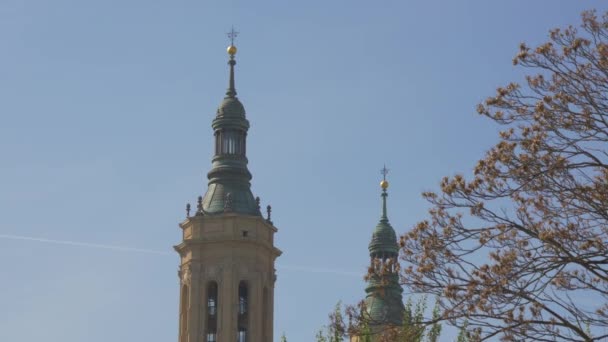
[226,26,239,56]
[227,45,237,56]
[380,180,389,189]
[380,165,390,189]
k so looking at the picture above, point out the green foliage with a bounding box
[426,301,442,342]
[394,297,441,342]
[329,302,345,342]
[324,297,442,342]
[315,329,328,342]
[456,321,468,342]
[400,297,426,341]
[455,321,482,342]
[358,321,372,342]
[316,302,346,342]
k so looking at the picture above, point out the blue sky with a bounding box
[0,1,605,341]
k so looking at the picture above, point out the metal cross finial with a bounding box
[381,164,389,181]
[227,26,239,45]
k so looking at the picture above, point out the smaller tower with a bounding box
[352,167,405,341]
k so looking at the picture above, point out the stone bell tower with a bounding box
[174,34,281,342]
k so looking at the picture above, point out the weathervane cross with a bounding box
[381,164,389,181]
[227,26,239,45]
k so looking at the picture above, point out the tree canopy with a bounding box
[400,10,608,341]
[323,299,442,342]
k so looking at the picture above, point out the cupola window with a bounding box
[215,130,246,156]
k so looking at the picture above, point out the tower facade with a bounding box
[174,43,281,342]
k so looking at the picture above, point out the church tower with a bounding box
[352,169,405,341]
[174,38,282,342]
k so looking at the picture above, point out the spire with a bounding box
[226,26,238,98]
[369,165,398,256]
[226,57,236,97]
[200,32,259,216]
[380,164,389,222]
[364,165,405,326]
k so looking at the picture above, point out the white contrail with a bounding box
[0,233,362,277]
[0,234,172,255]
[275,264,362,277]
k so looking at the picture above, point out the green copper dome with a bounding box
[364,274,405,326]
[364,180,404,326]
[368,189,399,256]
[369,221,399,255]
[216,96,246,119]
[201,51,260,216]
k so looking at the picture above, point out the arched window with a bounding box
[238,329,246,342]
[237,281,248,342]
[238,282,248,314]
[180,285,189,341]
[221,131,233,154]
[206,282,218,342]
[262,286,269,341]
